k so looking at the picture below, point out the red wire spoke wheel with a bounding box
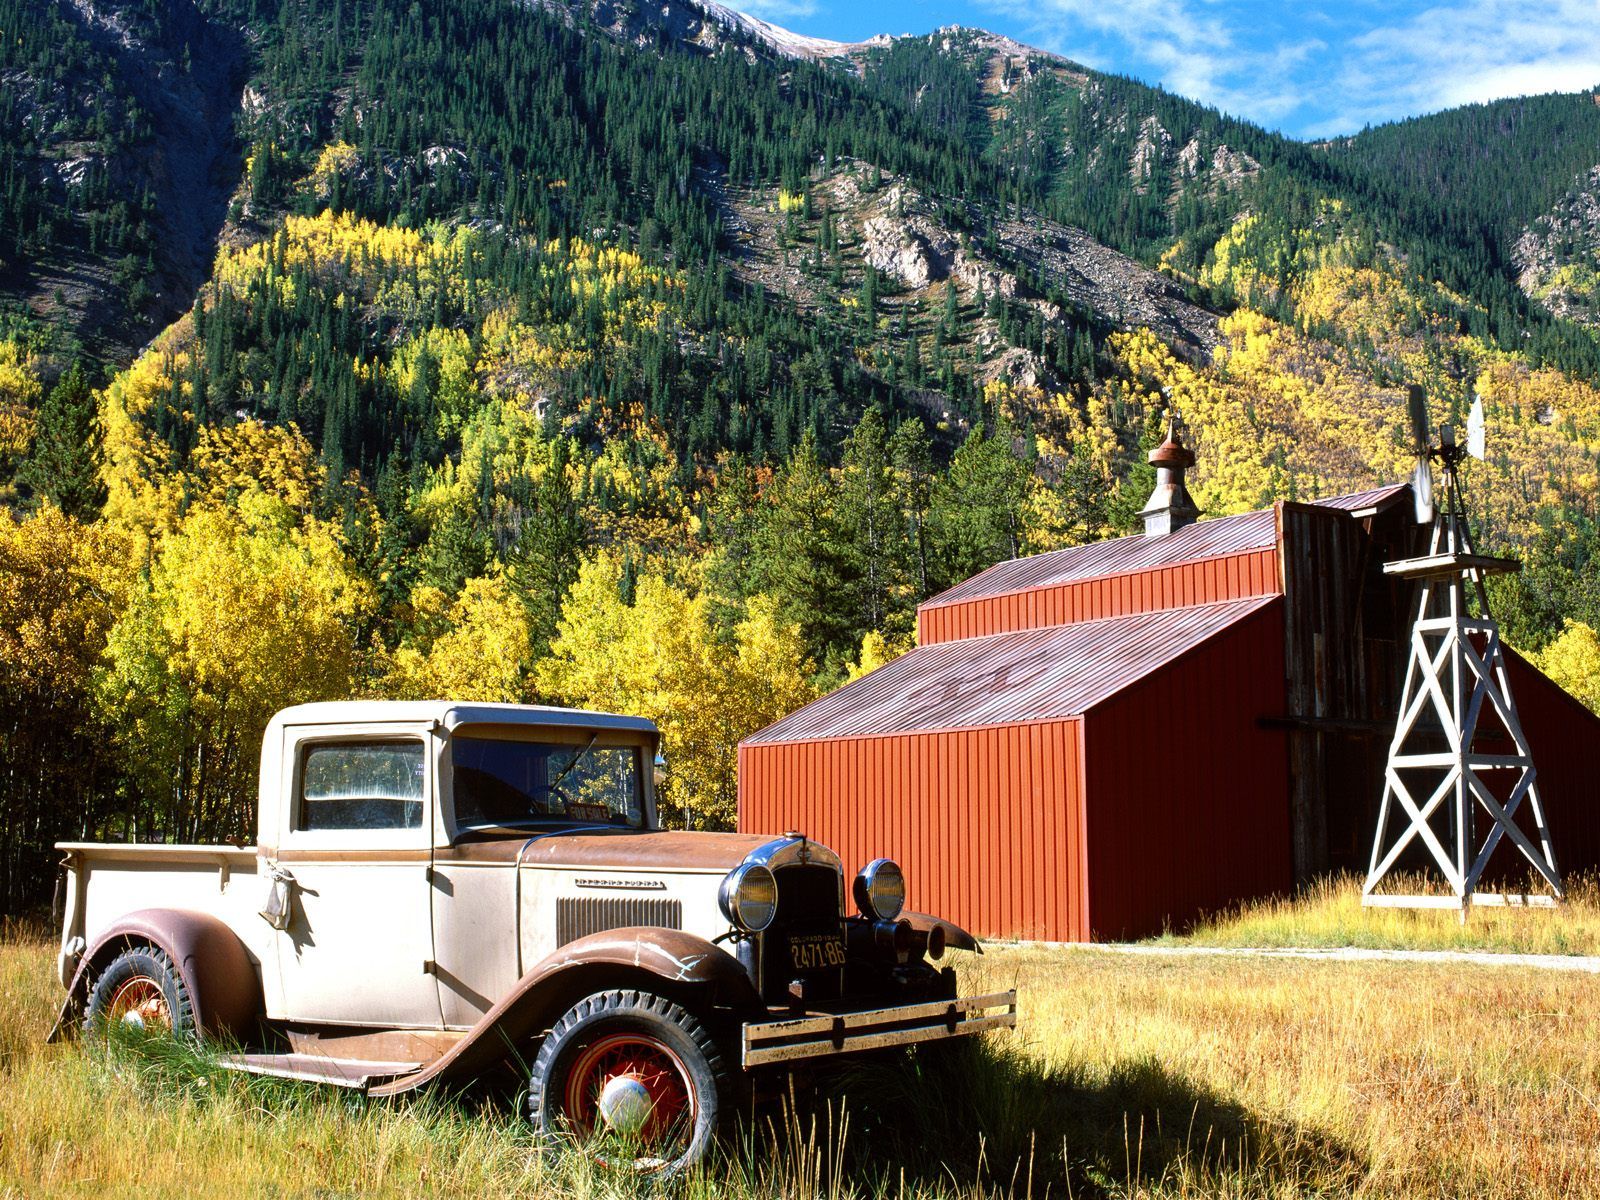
[83,945,196,1038]
[105,975,173,1031]
[529,989,734,1177]
[562,1032,695,1145]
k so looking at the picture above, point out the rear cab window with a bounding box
[299,741,426,831]
[280,732,434,850]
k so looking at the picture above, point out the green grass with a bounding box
[6,926,1600,1197]
[1159,872,1600,956]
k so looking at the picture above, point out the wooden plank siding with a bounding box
[917,549,1280,644]
[1278,504,1371,883]
[738,720,1090,942]
[1277,502,1423,878]
[1083,598,1293,940]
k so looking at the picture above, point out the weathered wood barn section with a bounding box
[738,436,1600,940]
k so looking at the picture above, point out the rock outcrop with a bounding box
[1513,165,1600,329]
[711,160,1220,369]
[859,188,958,287]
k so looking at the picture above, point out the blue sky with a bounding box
[736,0,1600,139]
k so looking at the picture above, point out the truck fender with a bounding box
[904,911,982,954]
[369,927,759,1096]
[49,909,263,1042]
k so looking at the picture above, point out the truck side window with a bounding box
[299,740,425,831]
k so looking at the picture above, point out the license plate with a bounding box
[786,932,846,971]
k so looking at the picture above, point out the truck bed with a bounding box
[55,841,267,990]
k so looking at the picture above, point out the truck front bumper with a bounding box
[740,990,1017,1067]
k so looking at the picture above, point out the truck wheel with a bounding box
[528,988,732,1175]
[84,945,195,1038]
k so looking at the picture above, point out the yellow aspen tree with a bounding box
[385,573,535,702]
[0,506,131,906]
[845,628,913,681]
[99,493,374,842]
[1533,621,1600,714]
[0,339,42,471]
[538,556,815,828]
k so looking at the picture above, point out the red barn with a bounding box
[738,434,1600,941]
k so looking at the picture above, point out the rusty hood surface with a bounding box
[444,829,773,870]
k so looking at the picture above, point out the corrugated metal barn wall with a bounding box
[1084,599,1293,940]
[918,549,1279,644]
[738,720,1091,942]
[1499,650,1600,878]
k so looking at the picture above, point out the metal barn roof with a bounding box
[921,484,1409,611]
[744,595,1279,744]
[1308,484,1412,515]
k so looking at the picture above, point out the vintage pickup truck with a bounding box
[53,701,1014,1172]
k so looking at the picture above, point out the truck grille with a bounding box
[761,863,844,1003]
[556,897,682,946]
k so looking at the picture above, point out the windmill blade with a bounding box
[1412,458,1435,525]
[1406,384,1431,456]
[1467,393,1486,460]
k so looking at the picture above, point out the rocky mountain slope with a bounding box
[1515,165,1600,329]
[0,0,247,359]
[2,0,1599,553]
[713,162,1218,361]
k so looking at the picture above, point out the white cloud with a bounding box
[976,0,1600,138]
[735,0,821,20]
[978,0,1323,128]
[1332,0,1600,130]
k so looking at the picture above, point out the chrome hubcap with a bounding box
[597,1074,654,1134]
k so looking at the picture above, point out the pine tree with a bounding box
[510,438,585,654]
[420,506,488,595]
[837,409,910,637]
[748,435,854,672]
[21,364,105,519]
[889,417,936,597]
[929,422,1031,583]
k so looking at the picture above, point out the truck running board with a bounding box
[219,1052,424,1091]
[741,990,1017,1067]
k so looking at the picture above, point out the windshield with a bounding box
[451,735,645,831]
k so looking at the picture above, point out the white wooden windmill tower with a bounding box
[1363,386,1564,913]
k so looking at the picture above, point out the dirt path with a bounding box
[1019,942,1600,973]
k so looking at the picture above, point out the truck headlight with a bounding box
[719,862,778,932]
[852,858,905,921]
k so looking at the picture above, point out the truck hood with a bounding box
[448,829,776,872]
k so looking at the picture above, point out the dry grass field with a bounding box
[4,920,1599,1198]
[1170,873,1600,956]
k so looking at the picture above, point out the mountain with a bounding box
[7,2,1600,859]
[536,0,876,59]
[6,0,1600,906]
[1514,165,1600,329]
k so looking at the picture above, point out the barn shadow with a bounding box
[762,1039,1366,1197]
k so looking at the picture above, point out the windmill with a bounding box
[1363,386,1564,913]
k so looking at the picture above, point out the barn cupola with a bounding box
[1140,419,1200,537]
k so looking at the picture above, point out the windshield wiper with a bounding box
[544,733,598,799]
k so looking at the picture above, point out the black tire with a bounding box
[83,945,196,1039]
[528,988,732,1176]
